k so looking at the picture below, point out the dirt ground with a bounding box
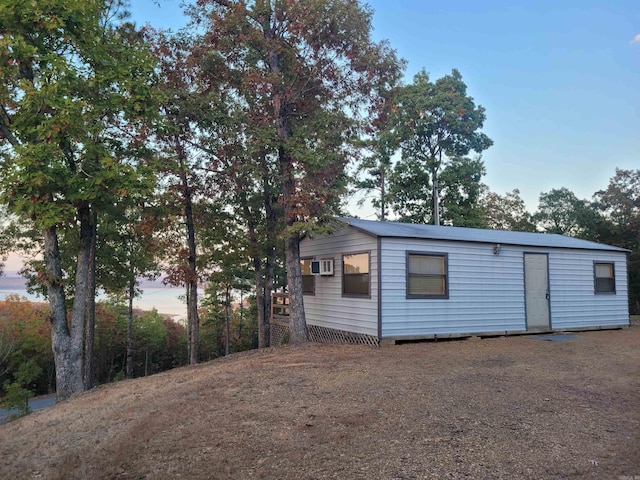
[1,325,639,480]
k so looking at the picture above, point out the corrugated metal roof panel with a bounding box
[339,217,629,253]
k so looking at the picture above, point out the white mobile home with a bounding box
[297,217,630,345]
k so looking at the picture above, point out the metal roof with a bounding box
[339,217,629,253]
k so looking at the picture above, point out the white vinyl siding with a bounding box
[380,239,629,338]
[300,221,629,341]
[548,251,628,329]
[299,227,378,336]
[381,238,527,338]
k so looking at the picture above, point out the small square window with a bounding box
[407,253,449,299]
[594,262,615,294]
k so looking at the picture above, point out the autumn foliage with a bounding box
[0,296,190,398]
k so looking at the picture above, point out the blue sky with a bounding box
[130,0,639,211]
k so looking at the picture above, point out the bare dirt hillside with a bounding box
[1,327,639,480]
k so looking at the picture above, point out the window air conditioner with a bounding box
[311,259,334,276]
[319,258,334,276]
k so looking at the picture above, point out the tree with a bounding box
[482,189,536,232]
[195,0,403,343]
[388,156,487,226]
[134,310,167,377]
[386,69,493,225]
[0,1,157,400]
[0,295,54,396]
[198,199,254,356]
[533,187,598,237]
[352,97,398,221]
[353,148,394,221]
[593,169,640,314]
[147,27,232,363]
[98,208,161,379]
[0,206,12,276]
[438,156,487,227]
[212,130,283,349]
[1,360,42,419]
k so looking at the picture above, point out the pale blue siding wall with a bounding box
[299,227,378,336]
[380,238,527,337]
[380,238,629,338]
[300,228,629,340]
[549,250,629,328]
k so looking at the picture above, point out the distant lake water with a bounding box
[0,283,195,321]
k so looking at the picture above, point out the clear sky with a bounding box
[129,0,639,213]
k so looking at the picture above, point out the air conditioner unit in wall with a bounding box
[311,258,334,276]
[319,258,334,276]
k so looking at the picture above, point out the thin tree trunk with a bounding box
[253,260,267,347]
[264,251,275,344]
[68,205,93,394]
[263,176,277,346]
[432,166,440,226]
[186,278,199,364]
[83,209,97,390]
[126,278,135,379]
[380,167,386,221]
[238,289,243,341]
[243,177,276,349]
[176,135,199,364]
[225,284,230,356]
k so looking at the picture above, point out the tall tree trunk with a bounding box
[224,284,230,356]
[276,139,307,343]
[68,205,93,393]
[126,277,135,379]
[44,225,85,402]
[380,167,387,221]
[279,145,308,344]
[264,248,275,343]
[253,260,267,347]
[83,209,97,390]
[238,289,244,341]
[432,166,440,226]
[283,228,308,344]
[176,136,199,364]
[263,177,277,346]
[267,24,308,342]
[242,173,277,349]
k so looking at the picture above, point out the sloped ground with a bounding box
[1,326,638,480]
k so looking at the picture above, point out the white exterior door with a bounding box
[524,253,550,330]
